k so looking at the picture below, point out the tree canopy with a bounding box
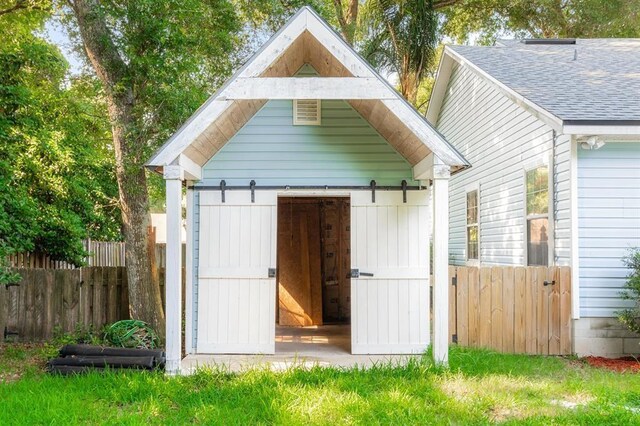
[441,0,640,44]
[0,4,120,265]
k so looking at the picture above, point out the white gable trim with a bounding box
[428,47,564,132]
[220,77,394,100]
[147,7,468,169]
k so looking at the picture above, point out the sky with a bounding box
[44,19,84,74]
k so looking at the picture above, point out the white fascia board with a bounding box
[221,77,393,100]
[425,50,455,125]
[563,124,640,136]
[445,47,564,133]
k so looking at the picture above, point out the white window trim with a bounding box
[465,182,480,266]
[522,154,554,267]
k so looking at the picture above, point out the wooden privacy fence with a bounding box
[449,266,572,355]
[6,241,183,269]
[0,267,171,342]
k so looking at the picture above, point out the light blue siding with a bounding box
[578,142,640,317]
[198,99,416,187]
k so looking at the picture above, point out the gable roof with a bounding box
[428,39,640,135]
[147,6,468,175]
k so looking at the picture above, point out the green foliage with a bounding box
[60,0,245,213]
[440,0,640,44]
[360,0,439,104]
[66,0,243,160]
[617,249,640,335]
[233,0,334,33]
[51,323,108,347]
[0,6,121,267]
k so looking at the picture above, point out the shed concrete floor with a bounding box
[181,325,419,374]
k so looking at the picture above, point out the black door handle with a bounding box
[351,269,374,278]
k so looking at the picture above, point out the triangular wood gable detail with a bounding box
[147,6,468,176]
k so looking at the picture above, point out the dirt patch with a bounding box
[584,356,640,373]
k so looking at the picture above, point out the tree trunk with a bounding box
[399,63,420,106]
[333,0,359,45]
[69,0,165,337]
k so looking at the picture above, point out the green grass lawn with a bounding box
[1,343,639,425]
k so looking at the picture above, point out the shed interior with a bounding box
[277,197,351,327]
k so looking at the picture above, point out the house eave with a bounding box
[562,121,640,136]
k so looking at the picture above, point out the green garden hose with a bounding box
[104,320,160,349]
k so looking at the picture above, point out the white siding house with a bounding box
[428,39,640,357]
[147,7,467,374]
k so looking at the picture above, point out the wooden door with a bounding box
[196,191,277,354]
[277,198,323,326]
[351,190,431,354]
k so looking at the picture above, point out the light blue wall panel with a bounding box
[578,142,640,317]
[198,98,416,187]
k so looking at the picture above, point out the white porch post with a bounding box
[432,161,451,366]
[164,165,184,375]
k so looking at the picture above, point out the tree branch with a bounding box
[0,0,47,17]
[433,0,459,9]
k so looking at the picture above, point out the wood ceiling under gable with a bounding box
[183,30,435,168]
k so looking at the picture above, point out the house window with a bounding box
[466,189,479,261]
[293,99,321,125]
[525,166,549,266]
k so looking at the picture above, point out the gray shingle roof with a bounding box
[449,39,640,122]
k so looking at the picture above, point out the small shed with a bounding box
[147,6,468,374]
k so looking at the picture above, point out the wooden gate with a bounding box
[448,266,572,355]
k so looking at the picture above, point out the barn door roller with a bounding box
[370,180,376,203]
[401,180,407,203]
[250,180,256,203]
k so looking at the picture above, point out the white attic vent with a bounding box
[293,99,321,125]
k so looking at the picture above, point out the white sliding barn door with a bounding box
[351,190,430,354]
[197,191,277,354]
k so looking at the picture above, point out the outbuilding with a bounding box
[147,7,468,374]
